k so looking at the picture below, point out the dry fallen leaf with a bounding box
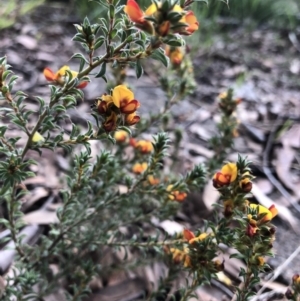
[202,182,220,212]
[22,210,58,225]
[276,145,300,200]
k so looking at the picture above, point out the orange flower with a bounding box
[167,185,187,202]
[148,175,160,185]
[43,66,88,89]
[97,94,114,114]
[212,162,237,188]
[158,20,170,36]
[114,130,129,143]
[132,162,148,174]
[125,112,140,126]
[124,0,145,24]
[182,11,199,35]
[183,229,195,242]
[129,137,137,147]
[246,224,258,237]
[165,46,184,66]
[135,140,153,154]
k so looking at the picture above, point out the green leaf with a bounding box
[94,37,105,50]
[95,63,106,78]
[150,48,169,67]
[135,60,143,79]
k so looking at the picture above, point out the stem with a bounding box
[180,277,199,301]
[8,185,25,258]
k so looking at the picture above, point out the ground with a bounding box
[1,2,300,300]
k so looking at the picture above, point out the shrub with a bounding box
[0,1,281,300]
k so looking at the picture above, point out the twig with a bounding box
[254,243,300,299]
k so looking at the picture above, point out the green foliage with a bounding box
[0,0,44,30]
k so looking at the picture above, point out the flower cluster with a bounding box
[124,0,199,37]
[43,65,88,89]
[167,229,221,273]
[96,85,140,132]
[167,184,187,202]
[211,158,278,300]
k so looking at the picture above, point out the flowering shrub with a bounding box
[0,0,279,300]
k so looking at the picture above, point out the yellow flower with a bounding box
[114,130,129,143]
[43,66,88,89]
[145,2,199,36]
[189,233,208,244]
[135,140,153,154]
[148,175,160,185]
[257,256,265,266]
[32,131,44,143]
[167,185,187,202]
[212,162,238,188]
[292,274,300,285]
[132,162,148,174]
[145,2,182,16]
[97,85,140,115]
[249,204,278,222]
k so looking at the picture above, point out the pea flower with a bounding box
[183,11,199,35]
[114,130,129,143]
[134,140,153,154]
[43,66,88,89]
[239,171,253,192]
[132,162,148,174]
[98,85,140,115]
[212,162,237,188]
[189,233,208,244]
[249,204,278,222]
[125,112,140,126]
[124,0,154,34]
[165,46,184,66]
[124,0,146,24]
[32,131,44,143]
[183,229,195,242]
[167,185,187,202]
[169,247,191,267]
[148,175,160,185]
[102,112,118,132]
[124,0,199,36]
[145,2,199,35]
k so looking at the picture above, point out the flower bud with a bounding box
[285,288,294,299]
